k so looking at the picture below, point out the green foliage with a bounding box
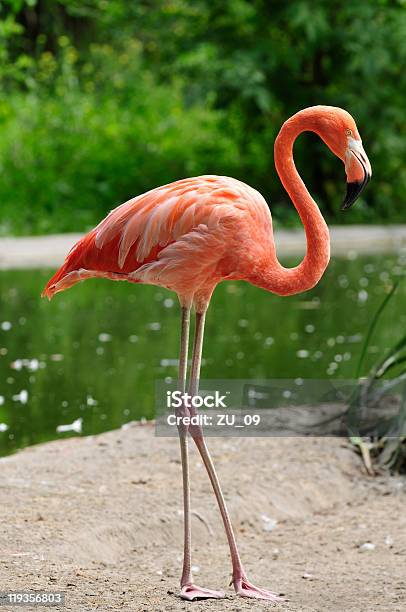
[0,41,238,234]
[0,0,405,233]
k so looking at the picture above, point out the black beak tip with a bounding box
[341,174,371,211]
[341,198,355,211]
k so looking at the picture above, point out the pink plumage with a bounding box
[42,175,274,309]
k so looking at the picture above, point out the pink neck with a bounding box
[255,113,330,296]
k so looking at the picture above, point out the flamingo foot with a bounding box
[234,576,287,602]
[180,584,225,601]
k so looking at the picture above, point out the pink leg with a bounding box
[188,310,286,602]
[176,306,225,601]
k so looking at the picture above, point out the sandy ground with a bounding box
[0,422,405,611]
[1,225,406,269]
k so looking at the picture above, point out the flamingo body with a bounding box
[43,175,273,310]
[43,107,371,310]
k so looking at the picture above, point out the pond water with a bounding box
[0,252,405,456]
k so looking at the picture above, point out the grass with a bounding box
[350,279,406,473]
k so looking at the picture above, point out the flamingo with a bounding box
[43,106,371,602]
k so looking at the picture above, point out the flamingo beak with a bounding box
[342,138,372,210]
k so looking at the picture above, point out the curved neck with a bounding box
[258,114,330,296]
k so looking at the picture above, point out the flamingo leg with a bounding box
[177,306,191,587]
[188,310,286,602]
[176,307,225,601]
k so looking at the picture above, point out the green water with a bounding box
[0,253,405,456]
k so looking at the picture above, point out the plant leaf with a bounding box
[356,281,399,379]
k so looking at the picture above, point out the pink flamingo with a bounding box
[43,106,371,602]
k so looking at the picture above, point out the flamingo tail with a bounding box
[41,231,140,300]
[41,233,96,300]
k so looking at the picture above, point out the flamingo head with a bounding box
[311,106,372,210]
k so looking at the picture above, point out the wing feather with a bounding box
[94,176,263,269]
[42,175,272,299]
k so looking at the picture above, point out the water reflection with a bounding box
[0,254,405,455]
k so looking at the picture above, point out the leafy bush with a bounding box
[0,40,239,234]
[0,1,406,233]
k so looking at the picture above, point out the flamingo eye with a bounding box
[345,128,353,136]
